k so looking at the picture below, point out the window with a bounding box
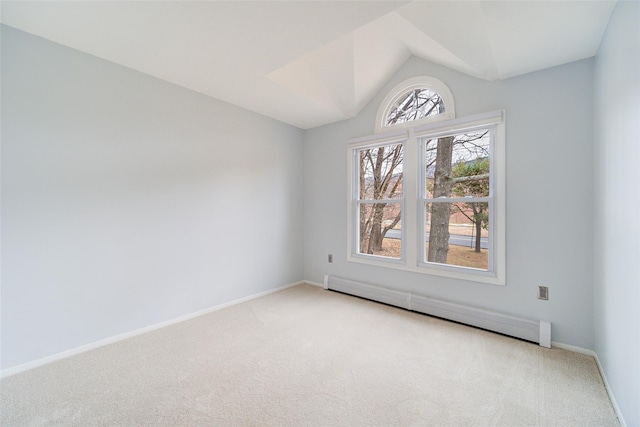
[375,76,455,133]
[386,88,444,126]
[349,77,504,285]
[353,139,405,260]
[419,127,494,274]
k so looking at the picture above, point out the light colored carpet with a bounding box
[1,284,618,426]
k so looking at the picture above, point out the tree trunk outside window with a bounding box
[427,136,454,263]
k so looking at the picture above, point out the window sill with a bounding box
[347,254,505,286]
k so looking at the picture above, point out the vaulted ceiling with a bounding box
[1,1,616,129]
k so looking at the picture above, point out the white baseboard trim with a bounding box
[551,341,627,427]
[303,280,324,288]
[551,341,596,357]
[1,280,305,379]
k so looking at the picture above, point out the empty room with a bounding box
[1,1,638,426]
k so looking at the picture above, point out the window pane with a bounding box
[425,202,489,270]
[358,144,403,200]
[425,130,490,198]
[359,202,402,259]
[386,89,444,126]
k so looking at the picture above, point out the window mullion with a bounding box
[357,199,403,204]
[427,197,491,203]
[403,129,417,265]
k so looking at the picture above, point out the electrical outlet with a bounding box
[328,254,333,263]
[537,286,549,300]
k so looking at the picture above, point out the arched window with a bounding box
[375,76,455,132]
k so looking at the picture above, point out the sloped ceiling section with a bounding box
[0,1,616,129]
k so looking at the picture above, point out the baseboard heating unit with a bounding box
[324,275,551,348]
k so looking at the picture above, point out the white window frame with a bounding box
[347,131,408,265]
[348,110,505,285]
[375,76,456,134]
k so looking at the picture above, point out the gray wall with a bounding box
[303,56,595,348]
[1,25,304,369]
[594,2,640,426]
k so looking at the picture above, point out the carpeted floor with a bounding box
[0,283,619,426]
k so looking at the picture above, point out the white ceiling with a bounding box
[1,1,616,129]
